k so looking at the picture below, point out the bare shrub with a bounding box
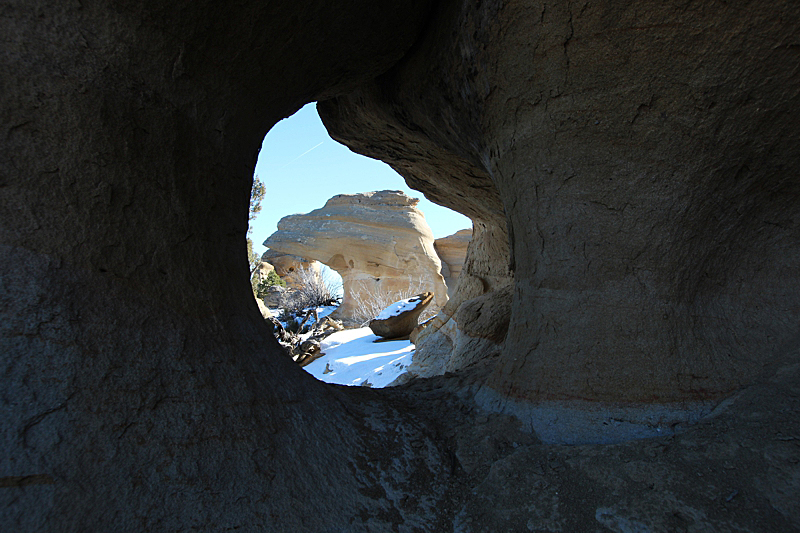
[280,265,342,318]
[349,277,438,327]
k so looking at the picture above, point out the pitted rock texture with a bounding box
[3,0,799,531]
[391,360,800,532]
[264,190,448,321]
[434,228,472,297]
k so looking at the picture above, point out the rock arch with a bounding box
[3,0,799,530]
[264,190,449,322]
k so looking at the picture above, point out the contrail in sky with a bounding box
[280,141,324,169]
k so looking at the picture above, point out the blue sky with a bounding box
[249,103,472,257]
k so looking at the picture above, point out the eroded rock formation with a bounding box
[318,0,800,441]
[434,228,471,296]
[396,221,513,380]
[251,260,275,282]
[264,190,448,321]
[3,0,799,531]
[259,249,319,289]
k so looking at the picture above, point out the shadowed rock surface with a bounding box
[319,0,800,439]
[2,0,799,531]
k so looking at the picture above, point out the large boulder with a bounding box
[434,228,472,296]
[264,190,448,322]
[259,284,288,308]
[369,291,433,339]
[251,260,275,282]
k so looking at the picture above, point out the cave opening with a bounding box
[247,102,474,387]
[5,1,800,529]
[248,102,471,260]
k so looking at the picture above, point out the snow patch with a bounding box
[303,327,413,388]
[375,296,424,321]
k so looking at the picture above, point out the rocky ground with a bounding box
[342,359,800,532]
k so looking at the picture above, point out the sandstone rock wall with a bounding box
[318,0,800,437]
[399,220,513,380]
[259,250,319,290]
[251,260,275,282]
[3,0,799,530]
[434,228,471,296]
[264,190,448,321]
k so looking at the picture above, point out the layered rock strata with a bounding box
[264,190,448,321]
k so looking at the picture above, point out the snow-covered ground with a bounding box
[303,327,414,388]
[267,304,413,387]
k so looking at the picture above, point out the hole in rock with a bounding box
[247,103,471,388]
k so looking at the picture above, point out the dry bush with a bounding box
[280,264,342,317]
[349,277,438,327]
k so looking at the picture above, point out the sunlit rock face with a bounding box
[434,228,472,297]
[400,221,514,381]
[264,190,449,321]
[251,260,275,282]
[3,0,800,531]
[259,249,320,289]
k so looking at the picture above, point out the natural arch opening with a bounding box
[6,1,800,531]
[248,103,472,263]
[247,102,480,386]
